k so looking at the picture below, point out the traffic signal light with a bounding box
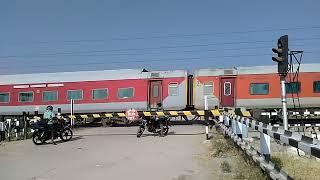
[272,35,288,76]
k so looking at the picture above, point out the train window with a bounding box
[0,93,10,103]
[152,85,159,97]
[203,82,214,95]
[118,88,134,99]
[250,83,269,95]
[224,82,231,96]
[67,90,83,100]
[92,89,108,100]
[314,81,320,93]
[43,91,58,101]
[285,82,301,94]
[169,83,178,96]
[19,92,34,102]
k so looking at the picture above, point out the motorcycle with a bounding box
[136,116,170,138]
[31,119,73,145]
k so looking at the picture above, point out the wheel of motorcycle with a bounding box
[136,127,145,138]
[32,132,43,145]
[159,122,164,137]
[163,125,169,135]
[60,128,73,142]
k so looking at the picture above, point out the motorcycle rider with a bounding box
[43,105,57,145]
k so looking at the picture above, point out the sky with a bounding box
[0,0,319,75]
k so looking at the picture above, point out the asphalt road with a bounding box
[0,125,213,180]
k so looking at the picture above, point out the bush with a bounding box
[221,161,231,173]
[271,156,283,170]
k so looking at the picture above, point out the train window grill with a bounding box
[250,83,269,95]
[152,85,159,97]
[19,92,34,102]
[314,81,320,93]
[224,82,231,96]
[0,93,10,103]
[92,89,108,100]
[285,82,301,94]
[43,91,58,101]
[168,83,178,96]
[67,90,83,100]
[203,82,214,95]
[118,88,134,99]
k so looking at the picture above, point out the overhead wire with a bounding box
[3,25,320,45]
[0,36,319,60]
[0,51,319,70]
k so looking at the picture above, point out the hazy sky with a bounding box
[0,0,319,74]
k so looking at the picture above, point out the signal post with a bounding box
[272,35,289,130]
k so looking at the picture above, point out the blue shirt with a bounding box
[43,110,55,124]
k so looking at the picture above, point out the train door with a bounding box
[220,77,235,107]
[148,80,163,110]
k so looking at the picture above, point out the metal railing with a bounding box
[214,112,320,180]
[222,112,320,159]
[217,121,292,180]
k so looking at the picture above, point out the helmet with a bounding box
[46,105,53,111]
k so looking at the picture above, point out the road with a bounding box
[0,125,213,180]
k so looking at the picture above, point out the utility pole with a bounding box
[272,35,289,130]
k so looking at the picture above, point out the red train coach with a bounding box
[1,63,319,119]
[0,69,188,116]
[193,63,320,111]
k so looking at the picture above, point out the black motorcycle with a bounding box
[137,116,170,138]
[31,119,73,145]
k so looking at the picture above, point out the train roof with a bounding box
[194,63,320,76]
[0,69,187,85]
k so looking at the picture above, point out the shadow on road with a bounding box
[167,131,205,136]
[77,131,205,137]
[78,133,137,136]
[38,136,85,145]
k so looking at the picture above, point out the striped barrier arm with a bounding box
[225,113,320,159]
[217,120,292,180]
[27,109,222,120]
[65,109,222,119]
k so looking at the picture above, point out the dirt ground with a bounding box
[0,125,213,180]
[0,125,275,180]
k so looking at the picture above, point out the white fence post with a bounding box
[204,95,209,140]
[6,119,11,141]
[219,115,223,123]
[260,132,271,160]
[70,99,74,127]
[232,116,237,133]
[242,117,248,138]
[15,120,19,139]
[235,116,243,138]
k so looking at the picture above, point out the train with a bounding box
[0,63,319,119]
